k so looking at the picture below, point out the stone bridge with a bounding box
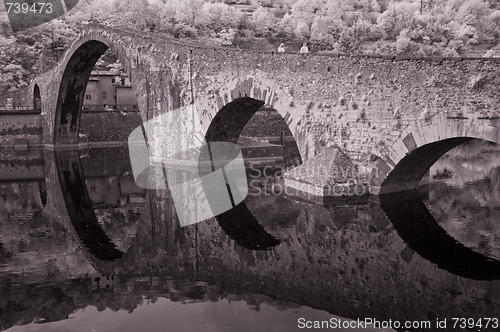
[3,23,500,194]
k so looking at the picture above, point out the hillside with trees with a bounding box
[1,0,500,94]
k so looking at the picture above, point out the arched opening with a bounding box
[55,40,109,144]
[206,98,265,143]
[55,38,142,145]
[79,49,141,144]
[33,84,41,112]
[53,39,144,265]
[380,137,473,195]
[205,97,302,248]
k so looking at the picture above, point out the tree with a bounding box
[250,7,278,37]
[175,0,205,26]
[112,0,150,29]
[310,16,339,49]
[196,2,241,32]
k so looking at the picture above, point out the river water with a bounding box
[0,139,499,332]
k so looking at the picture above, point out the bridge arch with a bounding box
[200,76,304,163]
[53,30,143,144]
[378,113,500,195]
[205,97,265,142]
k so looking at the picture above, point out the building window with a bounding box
[111,78,115,83]
[102,92,106,99]
[85,94,91,100]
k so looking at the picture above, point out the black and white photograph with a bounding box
[0,0,500,331]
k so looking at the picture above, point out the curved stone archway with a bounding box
[376,113,500,195]
[200,96,302,248]
[195,76,305,160]
[205,97,265,142]
[54,40,109,144]
[50,26,169,145]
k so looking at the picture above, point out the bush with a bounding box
[173,23,198,38]
[338,30,361,54]
[396,33,411,54]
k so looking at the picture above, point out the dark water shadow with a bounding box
[380,189,500,280]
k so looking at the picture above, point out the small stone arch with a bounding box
[376,113,500,194]
[33,84,41,112]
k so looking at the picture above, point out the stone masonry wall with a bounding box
[0,113,42,146]
[7,24,499,190]
[79,111,142,142]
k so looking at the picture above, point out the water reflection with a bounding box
[57,151,125,261]
[0,144,499,331]
[380,190,500,280]
[216,202,281,250]
[427,140,500,261]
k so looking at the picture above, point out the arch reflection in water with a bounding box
[128,105,248,227]
[215,202,281,250]
[380,189,500,280]
[55,150,125,262]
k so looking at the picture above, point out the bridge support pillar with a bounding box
[283,147,370,205]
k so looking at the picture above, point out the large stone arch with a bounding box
[54,34,131,144]
[51,27,177,145]
[197,76,305,160]
[375,113,500,194]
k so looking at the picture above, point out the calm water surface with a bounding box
[0,140,499,331]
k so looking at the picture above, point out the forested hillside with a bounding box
[1,0,500,94]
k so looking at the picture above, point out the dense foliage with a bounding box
[1,0,500,94]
